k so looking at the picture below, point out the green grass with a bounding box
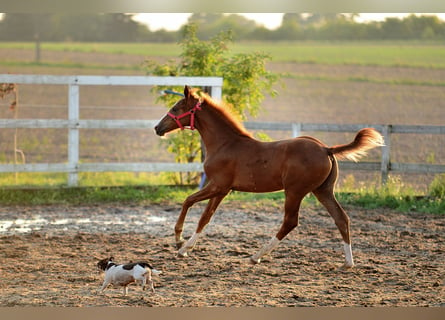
[0,171,442,213]
[0,42,182,57]
[0,185,193,206]
[283,73,445,87]
[0,182,442,214]
[338,192,443,214]
[0,60,141,71]
[233,41,445,68]
[0,172,174,187]
[1,41,445,68]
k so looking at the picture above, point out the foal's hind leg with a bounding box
[313,188,354,268]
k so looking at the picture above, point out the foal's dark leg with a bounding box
[313,188,354,268]
[251,191,304,264]
[174,182,228,250]
[311,157,354,268]
[178,193,227,256]
[313,189,351,243]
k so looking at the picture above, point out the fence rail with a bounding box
[1,74,444,186]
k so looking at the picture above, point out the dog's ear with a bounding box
[109,256,114,261]
[97,257,108,271]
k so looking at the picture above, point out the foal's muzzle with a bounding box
[154,124,165,136]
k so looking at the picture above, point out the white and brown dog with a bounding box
[97,256,161,295]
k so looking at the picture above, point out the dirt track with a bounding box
[0,202,443,306]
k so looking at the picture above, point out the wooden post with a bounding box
[380,125,391,185]
[34,33,41,63]
[68,83,79,186]
[291,123,301,138]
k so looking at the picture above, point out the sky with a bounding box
[133,13,445,31]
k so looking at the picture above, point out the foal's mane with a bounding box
[192,90,253,138]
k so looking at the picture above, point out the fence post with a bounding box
[68,83,79,186]
[34,32,41,63]
[291,123,301,138]
[210,85,222,102]
[381,125,391,185]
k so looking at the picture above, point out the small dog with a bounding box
[97,256,161,295]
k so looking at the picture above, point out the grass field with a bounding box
[0,41,444,197]
[1,41,445,68]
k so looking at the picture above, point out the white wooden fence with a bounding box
[0,74,222,186]
[0,74,444,186]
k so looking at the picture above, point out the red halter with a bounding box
[167,101,202,130]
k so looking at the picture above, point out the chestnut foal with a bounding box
[155,86,384,268]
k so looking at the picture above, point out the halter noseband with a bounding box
[167,100,202,130]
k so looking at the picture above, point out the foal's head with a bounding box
[155,85,202,136]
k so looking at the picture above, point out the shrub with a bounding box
[429,173,445,198]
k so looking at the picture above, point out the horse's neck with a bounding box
[196,104,247,152]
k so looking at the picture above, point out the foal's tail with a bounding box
[327,128,384,162]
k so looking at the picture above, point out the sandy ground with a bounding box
[0,202,443,306]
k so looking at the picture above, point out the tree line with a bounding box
[1,13,444,42]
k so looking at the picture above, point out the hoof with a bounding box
[176,241,185,250]
[340,262,355,270]
[177,248,188,257]
[249,256,260,265]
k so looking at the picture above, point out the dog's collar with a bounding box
[105,261,117,270]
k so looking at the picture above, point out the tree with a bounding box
[185,13,257,40]
[403,14,443,39]
[101,14,140,42]
[0,13,147,42]
[49,14,105,41]
[145,23,279,184]
[275,13,304,40]
[381,17,410,39]
[0,13,52,41]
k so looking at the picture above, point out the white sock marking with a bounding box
[178,232,200,256]
[343,242,354,267]
[251,236,281,263]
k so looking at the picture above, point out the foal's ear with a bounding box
[184,85,191,99]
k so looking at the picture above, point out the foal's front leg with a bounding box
[178,193,227,257]
[175,185,215,248]
[174,182,228,251]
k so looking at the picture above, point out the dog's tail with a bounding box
[139,262,162,275]
[151,268,162,276]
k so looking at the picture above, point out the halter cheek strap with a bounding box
[167,101,202,130]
